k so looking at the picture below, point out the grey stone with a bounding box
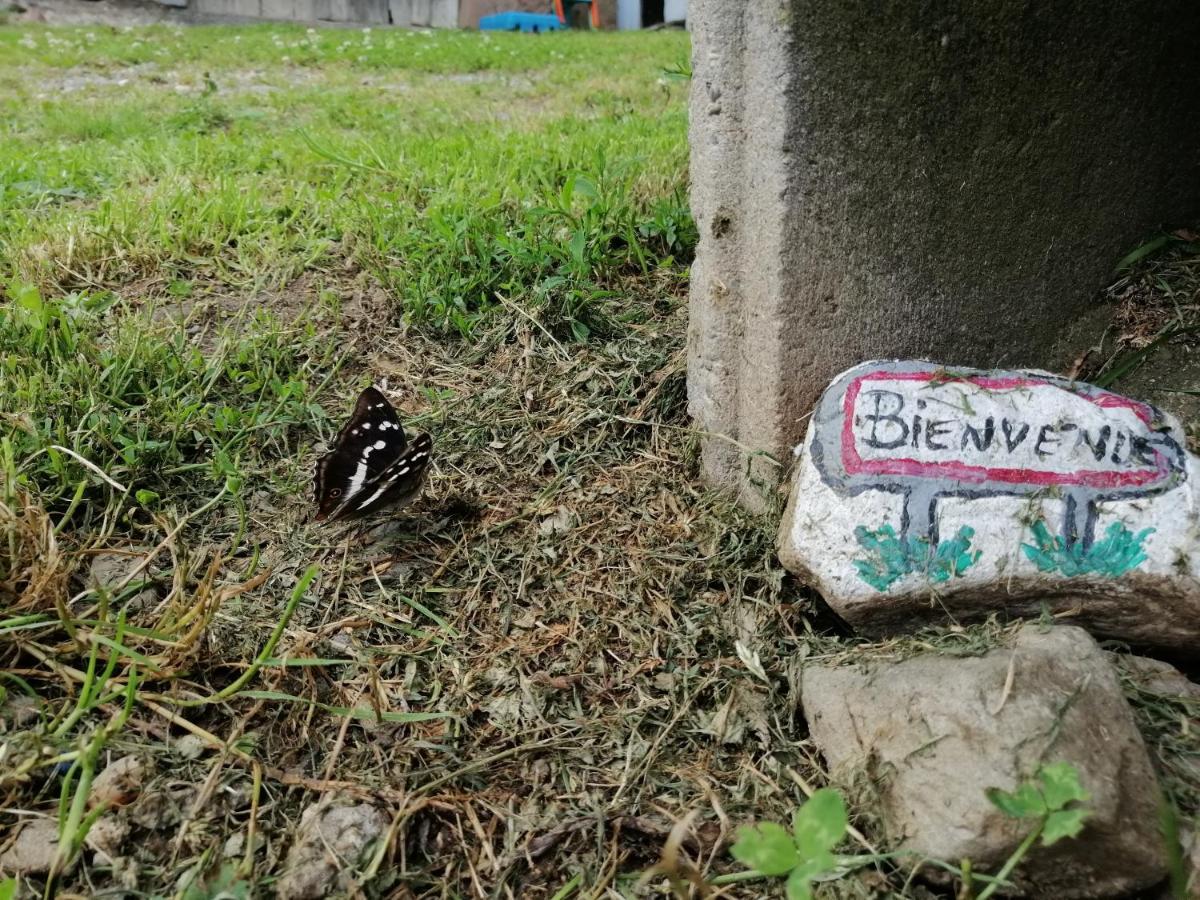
[275,801,388,900]
[85,815,130,864]
[88,550,157,611]
[802,626,1166,898]
[90,755,145,810]
[223,832,246,858]
[778,360,1200,653]
[0,693,39,730]
[173,734,208,759]
[1118,654,1200,703]
[0,818,60,874]
[88,550,145,590]
[127,785,191,830]
[687,0,1200,510]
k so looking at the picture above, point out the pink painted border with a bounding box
[840,371,1169,489]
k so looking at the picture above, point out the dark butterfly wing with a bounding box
[337,432,434,520]
[314,387,409,521]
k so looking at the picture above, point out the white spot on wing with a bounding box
[355,479,395,511]
[362,422,372,430]
[373,440,386,450]
[345,457,370,500]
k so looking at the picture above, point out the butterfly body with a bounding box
[313,387,433,523]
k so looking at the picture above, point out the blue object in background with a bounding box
[478,12,566,32]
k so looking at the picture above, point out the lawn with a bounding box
[0,20,807,899]
[2,18,1199,900]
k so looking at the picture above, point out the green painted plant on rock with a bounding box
[1022,519,1154,578]
[852,523,981,591]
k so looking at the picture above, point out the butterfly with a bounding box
[313,386,433,523]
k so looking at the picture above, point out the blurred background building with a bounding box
[19,0,686,29]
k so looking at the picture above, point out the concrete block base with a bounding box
[687,0,1200,510]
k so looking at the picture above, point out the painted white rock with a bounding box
[778,360,1200,651]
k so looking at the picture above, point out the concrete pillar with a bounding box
[388,0,411,25]
[260,0,294,19]
[289,0,317,20]
[344,0,389,22]
[429,0,456,28]
[193,0,252,16]
[687,0,1200,511]
[314,0,349,19]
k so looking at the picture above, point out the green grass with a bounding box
[2,19,1198,900]
[2,282,329,519]
[0,21,769,900]
[0,24,692,337]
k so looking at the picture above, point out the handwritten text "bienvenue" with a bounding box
[853,390,1164,469]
